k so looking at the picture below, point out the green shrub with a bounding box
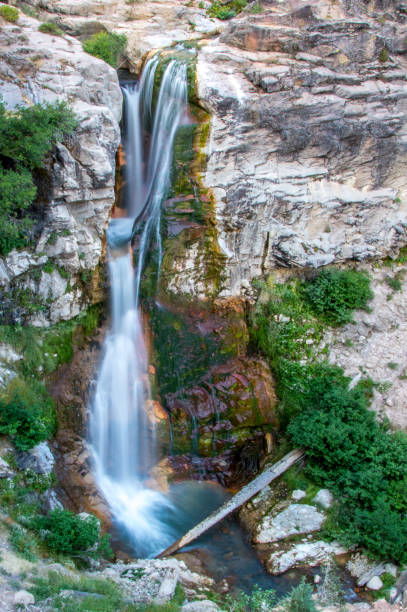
[38,22,63,36]
[0,377,56,451]
[9,525,37,561]
[281,578,317,612]
[0,101,76,256]
[224,586,277,611]
[0,100,76,171]
[82,31,127,68]
[0,4,19,22]
[32,509,102,556]
[300,269,373,326]
[385,275,402,292]
[250,276,407,564]
[0,168,36,255]
[287,368,407,563]
[208,0,246,19]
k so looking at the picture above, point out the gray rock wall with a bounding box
[197,2,407,296]
[0,13,122,325]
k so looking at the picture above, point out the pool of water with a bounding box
[110,479,307,596]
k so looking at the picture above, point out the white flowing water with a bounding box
[89,58,188,557]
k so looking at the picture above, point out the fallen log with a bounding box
[157,448,304,558]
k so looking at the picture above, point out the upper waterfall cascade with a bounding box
[89,57,188,557]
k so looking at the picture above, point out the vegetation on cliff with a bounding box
[0,100,76,256]
[82,31,127,68]
[250,269,407,563]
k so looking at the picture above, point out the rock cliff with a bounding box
[0,12,122,325]
[19,1,407,299]
[198,2,407,295]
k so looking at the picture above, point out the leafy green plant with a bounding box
[281,578,317,612]
[385,275,402,292]
[82,31,127,68]
[0,100,76,256]
[224,585,277,611]
[38,22,64,36]
[0,377,56,451]
[9,525,37,561]
[0,4,19,22]
[32,509,108,557]
[300,269,373,326]
[208,0,246,19]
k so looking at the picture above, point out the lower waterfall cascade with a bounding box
[89,56,189,557]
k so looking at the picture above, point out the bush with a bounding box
[208,0,246,19]
[300,269,373,326]
[0,168,36,255]
[38,22,63,36]
[82,31,127,68]
[0,4,19,22]
[33,509,102,556]
[0,100,76,256]
[281,578,317,612]
[0,377,56,450]
[287,368,407,563]
[250,277,407,564]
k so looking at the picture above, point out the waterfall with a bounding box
[89,56,188,557]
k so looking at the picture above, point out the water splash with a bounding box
[89,56,188,557]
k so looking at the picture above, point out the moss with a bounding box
[378,47,389,63]
[38,22,63,36]
[149,301,228,398]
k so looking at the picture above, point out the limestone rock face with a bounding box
[0,13,121,325]
[197,2,407,296]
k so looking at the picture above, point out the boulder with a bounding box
[366,576,384,591]
[255,504,326,544]
[14,590,35,606]
[312,489,334,509]
[17,442,55,475]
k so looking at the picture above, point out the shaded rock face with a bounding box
[197,1,407,295]
[0,13,122,325]
[166,356,278,483]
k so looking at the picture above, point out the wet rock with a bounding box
[168,357,277,453]
[16,442,55,475]
[313,489,334,509]
[255,504,326,544]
